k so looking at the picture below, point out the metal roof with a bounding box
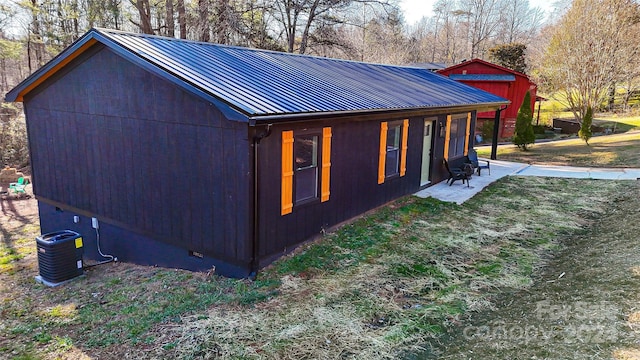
[6,29,509,120]
[449,74,516,82]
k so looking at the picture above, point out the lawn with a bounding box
[436,180,640,359]
[477,131,640,168]
[0,177,634,359]
[595,115,640,133]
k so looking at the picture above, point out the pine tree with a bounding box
[513,90,535,150]
[488,43,527,74]
[579,106,593,145]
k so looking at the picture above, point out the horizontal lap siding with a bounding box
[24,46,251,264]
[257,118,423,262]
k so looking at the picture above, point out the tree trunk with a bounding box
[1,58,7,93]
[608,83,616,112]
[298,0,320,54]
[135,0,154,34]
[215,0,228,44]
[198,0,210,42]
[111,0,121,30]
[29,0,44,69]
[285,5,296,53]
[177,0,186,39]
[166,0,175,37]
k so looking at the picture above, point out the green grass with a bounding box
[528,91,640,131]
[595,115,640,132]
[0,178,631,359]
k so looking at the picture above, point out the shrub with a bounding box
[513,91,535,150]
[579,106,593,145]
[532,125,547,135]
[480,121,494,143]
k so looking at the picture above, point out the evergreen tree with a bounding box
[579,106,593,145]
[513,90,535,150]
[488,43,527,74]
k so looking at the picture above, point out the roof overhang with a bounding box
[5,29,249,122]
[6,36,98,102]
[247,101,510,125]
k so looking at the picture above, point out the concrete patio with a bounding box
[415,159,640,204]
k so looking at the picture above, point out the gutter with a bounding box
[249,124,272,279]
[248,102,509,124]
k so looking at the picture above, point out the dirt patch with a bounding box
[427,181,640,359]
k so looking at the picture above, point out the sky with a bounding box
[400,0,558,26]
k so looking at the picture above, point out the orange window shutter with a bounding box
[443,115,452,161]
[281,131,294,215]
[321,127,332,202]
[378,122,388,184]
[400,119,409,176]
[464,112,472,156]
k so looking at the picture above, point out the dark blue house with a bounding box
[6,29,508,277]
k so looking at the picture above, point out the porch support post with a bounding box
[491,107,503,160]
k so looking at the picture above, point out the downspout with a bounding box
[491,106,508,160]
[249,124,272,279]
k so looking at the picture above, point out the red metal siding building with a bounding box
[438,59,537,138]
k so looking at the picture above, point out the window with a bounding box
[281,128,332,215]
[385,124,401,177]
[294,134,318,202]
[446,114,471,159]
[378,120,409,184]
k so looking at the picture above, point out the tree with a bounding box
[198,0,210,41]
[166,0,175,37]
[427,0,469,63]
[0,39,23,93]
[86,0,124,30]
[0,102,29,167]
[488,43,526,73]
[579,106,593,145]
[133,0,154,34]
[462,0,504,58]
[513,90,535,150]
[540,0,640,123]
[495,0,544,45]
[409,0,544,66]
[361,8,410,64]
[176,0,186,38]
[271,0,395,54]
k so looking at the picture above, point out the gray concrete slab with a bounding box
[415,159,640,204]
[515,164,640,180]
[415,159,526,204]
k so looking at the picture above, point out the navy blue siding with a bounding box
[257,117,423,262]
[24,46,252,273]
[256,112,477,264]
[38,203,249,276]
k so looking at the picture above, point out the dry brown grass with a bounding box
[477,131,640,167]
[437,181,640,359]
[0,177,634,359]
[149,178,624,359]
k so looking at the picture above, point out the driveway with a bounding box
[415,159,640,204]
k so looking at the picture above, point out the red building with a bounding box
[438,59,537,139]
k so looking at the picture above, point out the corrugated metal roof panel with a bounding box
[7,28,509,118]
[449,74,516,82]
[96,29,508,117]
